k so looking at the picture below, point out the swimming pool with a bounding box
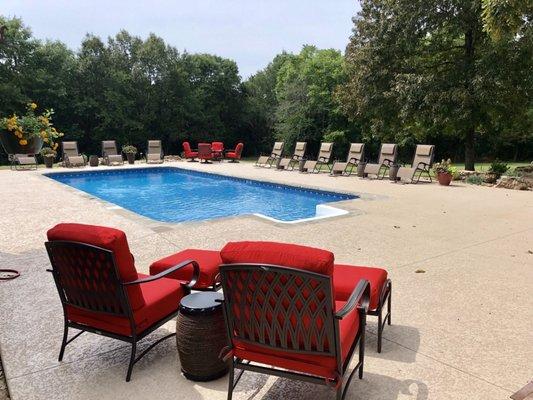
[46,167,357,223]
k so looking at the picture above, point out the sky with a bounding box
[3,0,360,78]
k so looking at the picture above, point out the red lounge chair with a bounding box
[45,223,199,382]
[211,141,224,161]
[225,143,243,162]
[150,249,222,290]
[182,141,198,161]
[218,241,370,400]
[198,143,213,163]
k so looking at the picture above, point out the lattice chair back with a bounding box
[46,241,130,318]
[220,264,337,357]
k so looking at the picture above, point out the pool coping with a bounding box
[38,163,384,229]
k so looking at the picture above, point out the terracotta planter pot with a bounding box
[0,132,43,155]
[126,153,135,164]
[437,172,452,186]
[43,156,54,168]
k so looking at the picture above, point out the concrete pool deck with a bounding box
[0,161,531,400]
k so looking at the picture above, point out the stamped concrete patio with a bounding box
[0,161,531,400]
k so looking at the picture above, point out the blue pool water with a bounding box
[46,167,356,223]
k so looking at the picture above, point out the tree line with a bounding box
[1,2,531,169]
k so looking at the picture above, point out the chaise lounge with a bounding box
[363,143,398,179]
[301,142,334,173]
[331,143,365,176]
[255,141,284,168]
[277,141,307,171]
[62,141,86,167]
[102,140,124,165]
[396,144,435,183]
[10,153,37,170]
[146,140,164,164]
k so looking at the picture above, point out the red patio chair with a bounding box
[182,141,198,161]
[198,143,213,163]
[225,143,243,162]
[45,223,199,381]
[218,241,370,400]
[211,141,224,161]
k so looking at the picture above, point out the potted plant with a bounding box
[0,102,64,156]
[40,147,57,168]
[433,159,455,186]
[122,145,137,164]
[487,159,509,182]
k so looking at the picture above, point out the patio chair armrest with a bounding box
[348,157,360,164]
[318,156,328,162]
[335,279,370,319]
[123,259,200,289]
[415,162,430,170]
[271,152,280,158]
[382,158,394,166]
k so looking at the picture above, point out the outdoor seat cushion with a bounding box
[226,151,239,159]
[67,274,184,336]
[149,249,222,289]
[333,264,388,310]
[233,300,359,379]
[47,223,145,310]
[220,241,334,276]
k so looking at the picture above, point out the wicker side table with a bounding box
[176,292,228,381]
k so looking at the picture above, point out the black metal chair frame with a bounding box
[45,240,199,381]
[219,263,370,400]
[370,279,392,353]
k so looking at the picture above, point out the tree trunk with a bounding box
[464,127,475,171]
[464,27,476,171]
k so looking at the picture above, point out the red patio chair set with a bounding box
[182,141,244,163]
[45,223,391,399]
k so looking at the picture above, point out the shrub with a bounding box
[433,158,453,175]
[488,160,509,176]
[40,147,57,158]
[465,175,483,185]
[122,145,137,154]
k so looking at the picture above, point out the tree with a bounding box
[339,0,533,170]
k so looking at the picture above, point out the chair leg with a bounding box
[377,306,383,353]
[336,386,343,400]
[387,283,392,325]
[58,322,69,361]
[227,360,235,400]
[126,341,137,382]
[359,314,366,379]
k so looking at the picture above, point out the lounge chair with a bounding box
[331,143,365,176]
[146,140,164,164]
[198,143,213,163]
[301,142,333,173]
[363,143,397,179]
[182,142,198,162]
[102,140,124,165]
[62,141,86,167]
[225,142,243,162]
[396,145,435,183]
[45,223,199,381]
[218,241,370,400]
[255,141,284,168]
[211,142,224,161]
[277,141,307,170]
[10,153,37,170]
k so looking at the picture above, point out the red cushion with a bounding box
[226,152,237,158]
[220,241,334,276]
[233,300,359,379]
[67,274,184,336]
[333,264,388,310]
[149,249,222,289]
[47,223,145,310]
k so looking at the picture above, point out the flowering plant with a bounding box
[433,158,454,175]
[0,102,64,151]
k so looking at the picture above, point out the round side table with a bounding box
[176,292,228,381]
